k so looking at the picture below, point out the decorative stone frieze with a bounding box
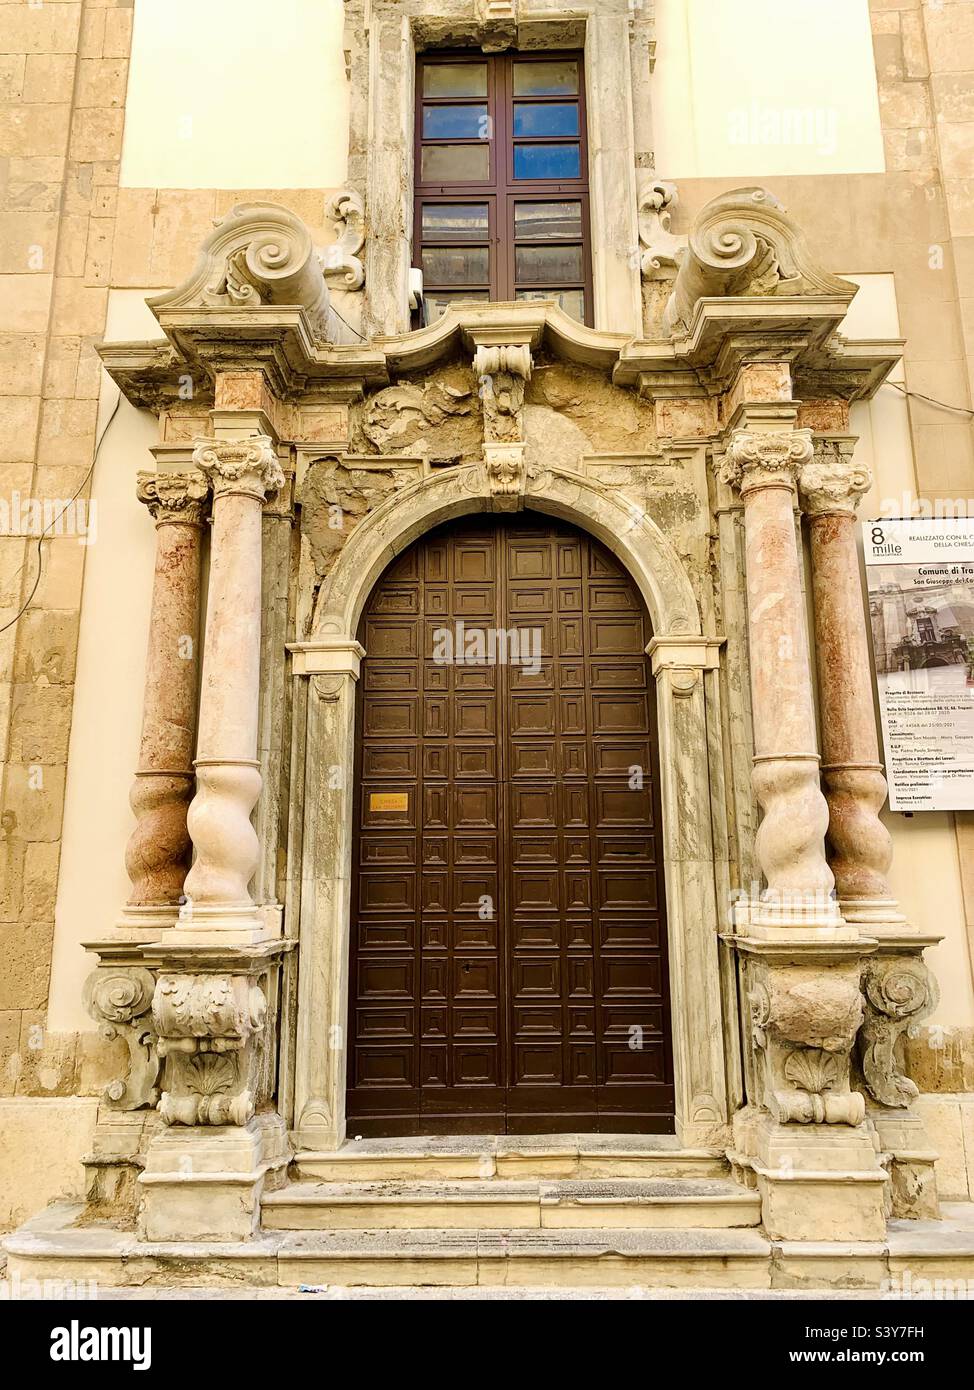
[153,972,267,1126]
[665,187,855,335]
[122,471,208,917]
[83,967,160,1111]
[859,955,939,1109]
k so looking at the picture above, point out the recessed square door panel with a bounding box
[348,514,673,1135]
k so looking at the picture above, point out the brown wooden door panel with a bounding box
[346,514,674,1135]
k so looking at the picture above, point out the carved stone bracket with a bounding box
[665,187,855,335]
[150,202,341,342]
[747,959,866,1125]
[473,342,533,506]
[152,972,266,1127]
[638,180,684,280]
[859,954,940,1109]
[474,0,518,50]
[321,190,366,290]
[83,967,160,1111]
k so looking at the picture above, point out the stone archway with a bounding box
[289,461,730,1153]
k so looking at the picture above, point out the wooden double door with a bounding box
[346,513,674,1134]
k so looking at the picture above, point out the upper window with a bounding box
[414,51,592,325]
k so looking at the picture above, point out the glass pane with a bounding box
[423,104,489,139]
[512,61,579,96]
[515,243,583,284]
[424,290,490,324]
[423,62,488,98]
[421,203,489,240]
[513,102,579,138]
[513,143,581,180]
[421,245,490,286]
[514,200,582,240]
[421,142,490,182]
[516,287,585,321]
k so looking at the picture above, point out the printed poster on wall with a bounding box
[863,518,974,811]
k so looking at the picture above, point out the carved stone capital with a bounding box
[720,428,814,494]
[859,955,939,1109]
[746,958,865,1125]
[799,437,872,516]
[192,435,284,501]
[135,470,209,526]
[152,972,267,1127]
[83,967,160,1111]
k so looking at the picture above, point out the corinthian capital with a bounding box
[799,437,872,517]
[719,428,814,494]
[136,469,209,525]
[191,435,285,501]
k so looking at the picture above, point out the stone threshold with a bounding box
[6,1203,974,1292]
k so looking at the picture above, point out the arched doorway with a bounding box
[345,512,674,1135]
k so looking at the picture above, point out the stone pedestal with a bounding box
[121,471,208,927]
[139,1114,289,1242]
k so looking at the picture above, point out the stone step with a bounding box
[294,1134,730,1183]
[276,1226,774,1288]
[262,1177,761,1230]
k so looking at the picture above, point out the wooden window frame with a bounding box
[414,49,594,325]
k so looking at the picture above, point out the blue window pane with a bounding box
[513,143,581,180]
[513,103,579,138]
[423,104,488,139]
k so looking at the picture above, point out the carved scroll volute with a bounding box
[859,956,939,1109]
[151,972,267,1127]
[83,967,160,1111]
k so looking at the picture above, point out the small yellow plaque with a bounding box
[370,792,409,812]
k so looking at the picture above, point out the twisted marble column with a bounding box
[180,436,284,933]
[799,440,904,926]
[123,472,208,917]
[721,427,839,925]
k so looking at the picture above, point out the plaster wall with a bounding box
[119,0,349,189]
[653,0,885,178]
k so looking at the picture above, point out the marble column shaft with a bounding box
[799,444,902,922]
[125,471,208,910]
[181,435,284,925]
[721,427,836,917]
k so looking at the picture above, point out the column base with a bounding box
[867,1101,940,1221]
[138,1111,289,1242]
[731,1106,888,1241]
[165,902,283,947]
[838,897,907,930]
[732,899,858,942]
